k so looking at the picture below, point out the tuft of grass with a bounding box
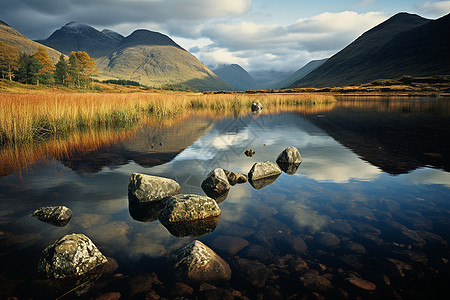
[0,92,335,144]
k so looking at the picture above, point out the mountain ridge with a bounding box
[212,64,261,91]
[292,12,450,88]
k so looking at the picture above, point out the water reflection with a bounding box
[1,99,449,299]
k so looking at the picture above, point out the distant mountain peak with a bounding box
[118,29,183,49]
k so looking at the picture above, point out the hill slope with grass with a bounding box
[38,23,231,91]
[212,64,261,91]
[0,21,63,63]
[292,12,450,88]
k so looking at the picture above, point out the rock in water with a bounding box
[244,148,255,157]
[251,102,263,112]
[346,277,376,290]
[38,233,107,279]
[223,169,248,185]
[159,194,221,223]
[171,240,231,283]
[162,216,220,237]
[201,168,231,199]
[248,161,282,181]
[128,173,181,203]
[276,147,302,175]
[32,206,72,227]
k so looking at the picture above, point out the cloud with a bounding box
[417,1,450,17]
[194,11,387,71]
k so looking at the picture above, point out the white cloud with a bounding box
[417,1,450,17]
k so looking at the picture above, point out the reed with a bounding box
[0,92,335,144]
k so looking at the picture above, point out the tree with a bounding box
[54,54,69,85]
[32,46,54,85]
[69,51,97,88]
[15,53,42,84]
[0,41,20,81]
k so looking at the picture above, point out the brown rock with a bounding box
[245,148,255,157]
[95,292,121,300]
[211,235,249,255]
[346,277,376,291]
[223,169,248,185]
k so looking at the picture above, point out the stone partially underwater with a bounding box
[171,240,232,283]
[37,233,107,279]
[158,194,221,223]
[248,161,282,189]
[201,168,231,199]
[128,199,165,222]
[276,146,302,175]
[32,206,72,227]
[128,173,181,203]
[161,216,220,237]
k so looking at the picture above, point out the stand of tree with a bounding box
[0,42,97,88]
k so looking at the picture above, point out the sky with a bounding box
[1,0,449,72]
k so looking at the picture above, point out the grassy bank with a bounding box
[0,92,335,144]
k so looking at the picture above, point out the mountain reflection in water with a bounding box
[0,98,449,299]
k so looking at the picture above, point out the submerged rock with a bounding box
[201,168,231,199]
[32,206,72,227]
[162,216,220,237]
[231,257,271,288]
[171,240,232,283]
[276,147,302,175]
[128,173,181,203]
[245,148,256,157]
[223,169,248,185]
[346,277,376,291]
[248,161,282,181]
[211,235,250,255]
[38,233,107,279]
[159,194,221,223]
[251,102,263,112]
[300,271,333,292]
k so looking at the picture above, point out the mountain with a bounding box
[292,12,450,88]
[212,64,261,91]
[249,69,293,87]
[39,22,231,91]
[36,22,124,58]
[0,21,63,63]
[266,58,328,89]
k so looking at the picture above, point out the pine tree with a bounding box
[69,51,97,88]
[15,53,42,84]
[0,41,20,81]
[54,54,69,85]
[32,46,54,85]
[68,52,81,87]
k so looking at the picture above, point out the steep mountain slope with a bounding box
[39,23,231,91]
[95,29,231,91]
[36,22,124,58]
[292,12,450,88]
[0,21,63,63]
[266,58,327,89]
[212,64,261,90]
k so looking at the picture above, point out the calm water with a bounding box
[1,98,449,299]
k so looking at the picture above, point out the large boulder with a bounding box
[38,233,107,279]
[223,169,247,185]
[248,161,282,181]
[32,206,72,227]
[171,240,231,283]
[128,173,181,203]
[162,216,220,237]
[201,168,231,199]
[159,194,221,223]
[276,147,302,175]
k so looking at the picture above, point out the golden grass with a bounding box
[0,92,335,144]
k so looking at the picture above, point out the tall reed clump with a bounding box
[0,92,335,144]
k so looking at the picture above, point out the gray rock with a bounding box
[251,102,263,112]
[32,206,72,227]
[38,233,107,279]
[244,148,255,157]
[128,173,181,203]
[201,168,231,199]
[171,240,232,283]
[248,161,282,181]
[276,147,302,175]
[159,194,221,223]
[249,175,280,190]
[223,169,247,185]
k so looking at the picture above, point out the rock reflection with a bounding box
[277,162,301,175]
[128,197,165,222]
[249,174,280,190]
[161,216,220,237]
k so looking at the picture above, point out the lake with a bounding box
[1,97,449,299]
